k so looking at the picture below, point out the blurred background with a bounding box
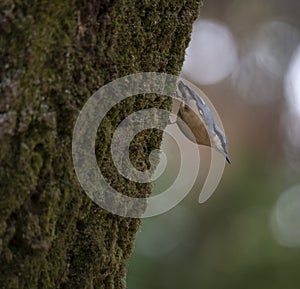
[128,0,300,288]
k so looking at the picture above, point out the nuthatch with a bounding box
[176,80,231,164]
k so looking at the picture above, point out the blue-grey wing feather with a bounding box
[178,80,228,151]
[181,81,215,132]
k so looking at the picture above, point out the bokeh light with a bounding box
[231,51,280,104]
[283,44,300,171]
[271,184,300,247]
[285,43,300,118]
[231,21,300,105]
[181,20,237,85]
[254,21,300,78]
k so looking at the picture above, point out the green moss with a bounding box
[0,0,203,288]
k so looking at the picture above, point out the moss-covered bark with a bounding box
[0,1,203,288]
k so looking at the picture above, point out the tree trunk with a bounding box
[0,1,203,288]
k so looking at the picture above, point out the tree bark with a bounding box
[0,1,203,288]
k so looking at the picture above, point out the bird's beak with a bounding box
[226,154,231,164]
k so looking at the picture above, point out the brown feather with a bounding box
[178,100,211,147]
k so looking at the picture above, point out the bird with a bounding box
[175,79,231,164]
